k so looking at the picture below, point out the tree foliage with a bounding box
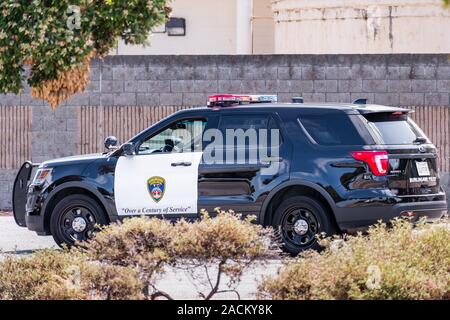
[0,0,170,109]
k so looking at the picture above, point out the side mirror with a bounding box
[104,136,118,150]
[122,143,135,156]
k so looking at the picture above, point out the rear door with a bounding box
[198,112,290,215]
[362,111,440,197]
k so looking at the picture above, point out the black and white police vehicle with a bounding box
[13,94,448,254]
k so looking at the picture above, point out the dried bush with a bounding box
[172,209,276,299]
[78,217,174,298]
[0,250,143,300]
[0,211,276,300]
[31,53,93,109]
[258,219,450,300]
[80,209,276,300]
[80,262,144,300]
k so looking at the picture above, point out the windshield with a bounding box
[364,112,427,145]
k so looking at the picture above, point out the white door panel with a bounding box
[115,152,202,216]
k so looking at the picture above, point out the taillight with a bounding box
[351,151,389,176]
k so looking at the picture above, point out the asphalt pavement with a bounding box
[0,216,57,254]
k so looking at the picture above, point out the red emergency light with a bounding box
[207,94,277,107]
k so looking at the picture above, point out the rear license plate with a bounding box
[415,161,430,177]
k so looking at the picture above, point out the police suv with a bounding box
[13,94,448,254]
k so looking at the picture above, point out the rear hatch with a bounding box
[362,111,442,200]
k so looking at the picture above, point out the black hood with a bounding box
[41,153,106,168]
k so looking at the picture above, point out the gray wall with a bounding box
[3,54,450,109]
[1,54,450,210]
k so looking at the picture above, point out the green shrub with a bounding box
[258,219,450,300]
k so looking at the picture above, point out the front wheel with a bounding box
[50,194,108,247]
[272,196,336,255]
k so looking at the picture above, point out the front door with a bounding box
[114,118,207,218]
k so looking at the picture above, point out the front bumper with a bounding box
[25,214,48,235]
[23,186,50,235]
[335,198,448,232]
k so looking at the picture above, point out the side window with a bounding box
[218,115,269,149]
[138,119,207,155]
[299,114,365,146]
[218,115,269,131]
[268,116,283,146]
[203,114,283,165]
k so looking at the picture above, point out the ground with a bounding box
[0,215,56,254]
[0,215,281,299]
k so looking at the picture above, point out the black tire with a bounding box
[272,196,336,256]
[50,194,108,247]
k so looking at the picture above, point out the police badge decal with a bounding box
[147,176,166,203]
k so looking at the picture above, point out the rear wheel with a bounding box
[50,194,108,247]
[272,196,336,255]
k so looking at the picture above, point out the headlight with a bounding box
[32,168,52,185]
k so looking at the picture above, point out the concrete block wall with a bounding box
[1,54,450,210]
[2,55,450,109]
[0,169,16,209]
[31,106,80,164]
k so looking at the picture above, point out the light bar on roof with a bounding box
[207,94,277,107]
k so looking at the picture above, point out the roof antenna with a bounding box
[353,98,367,105]
[292,96,304,104]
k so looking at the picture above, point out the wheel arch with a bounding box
[42,182,112,233]
[259,180,339,229]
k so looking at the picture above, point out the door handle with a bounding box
[261,157,283,163]
[171,162,192,167]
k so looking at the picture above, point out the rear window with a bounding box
[363,112,424,145]
[298,114,365,146]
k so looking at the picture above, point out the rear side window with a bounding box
[218,115,268,131]
[214,114,283,153]
[363,112,425,145]
[298,114,365,146]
